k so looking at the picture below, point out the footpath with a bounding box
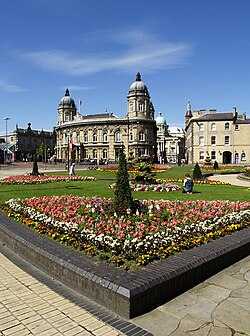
[0,165,249,335]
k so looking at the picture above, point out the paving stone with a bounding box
[213,300,250,335]
[179,314,208,332]
[194,284,231,303]
[208,326,232,336]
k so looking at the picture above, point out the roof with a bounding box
[196,112,234,121]
[235,119,250,124]
[82,113,118,119]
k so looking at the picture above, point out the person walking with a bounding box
[69,163,76,176]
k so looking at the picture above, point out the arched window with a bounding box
[211,123,216,131]
[84,133,88,143]
[225,122,230,130]
[130,132,133,141]
[103,149,107,159]
[139,131,144,141]
[199,123,204,131]
[93,133,97,143]
[102,132,108,142]
[115,131,121,142]
[225,136,230,145]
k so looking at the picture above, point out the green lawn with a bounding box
[0,166,249,203]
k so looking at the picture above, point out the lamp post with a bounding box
[64,130,72,171]
[3,117,10,163]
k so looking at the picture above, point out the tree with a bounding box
[204,154,212,166]
[213,160,219,170]
[193,163,203,180]
[133,156,156,184]
[31,155,40,176]
[113,147,133,215]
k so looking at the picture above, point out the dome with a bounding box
[128,72,148,94]
[59,89,76,107]
[155,112,167,125]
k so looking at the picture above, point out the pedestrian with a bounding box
[182,173,193,194]
[69,163,75,176]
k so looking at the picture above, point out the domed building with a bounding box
[155,111,185,164]
[55,73,157,165]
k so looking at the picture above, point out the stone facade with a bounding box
[9,123,56,161]
[55,73,157,164]
[155,112,185,164]
[185,104,250,164]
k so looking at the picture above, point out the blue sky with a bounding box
[1,0,250,135]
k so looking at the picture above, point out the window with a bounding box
[130,132,133,141]
[199,123,204,131]
[235,124,239,130]
[211,123,216,131]
[211,136,216,145]
[138,103,144,112]
[225,122,230,130]
[83,149,88,159]
[241,152,246,161]
[139,131,144,141]
[102,132,107,142]
[84,133,88,143]
[93,133,97,143]
[199,136,204,146]
[103,149,107,159]
[115,131,121,142]
[199,151,204,160]
[211,151,216,160]
[225,136,230,145]
[93,149,97,159]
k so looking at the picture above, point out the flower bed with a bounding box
[0,175,96,185]
[4,196,250,269]
[156,178,230,185]
[109,182,181,192]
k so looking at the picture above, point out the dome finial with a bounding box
[136,72,141,81]
[65,88,70,96]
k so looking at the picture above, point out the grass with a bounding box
[0,165,249,203]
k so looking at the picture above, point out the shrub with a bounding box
[213,161,219,170]
[193,163,203,179]
[31,155,40,176]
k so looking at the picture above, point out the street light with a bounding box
[3,117,10,163]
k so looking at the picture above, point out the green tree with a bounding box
[31,155,39,176]
[204,154,212,166]
[213,160,219,170]
[113,147,133,215]
[133,156,156,184]
[193,163,203,180]
[36,143,46,162]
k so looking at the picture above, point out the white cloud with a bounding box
[0,79,27,93]
[22,31,192,76]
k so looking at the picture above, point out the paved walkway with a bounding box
[210,173,250,187]
[0,251,125,336]
[132,255,250,336]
